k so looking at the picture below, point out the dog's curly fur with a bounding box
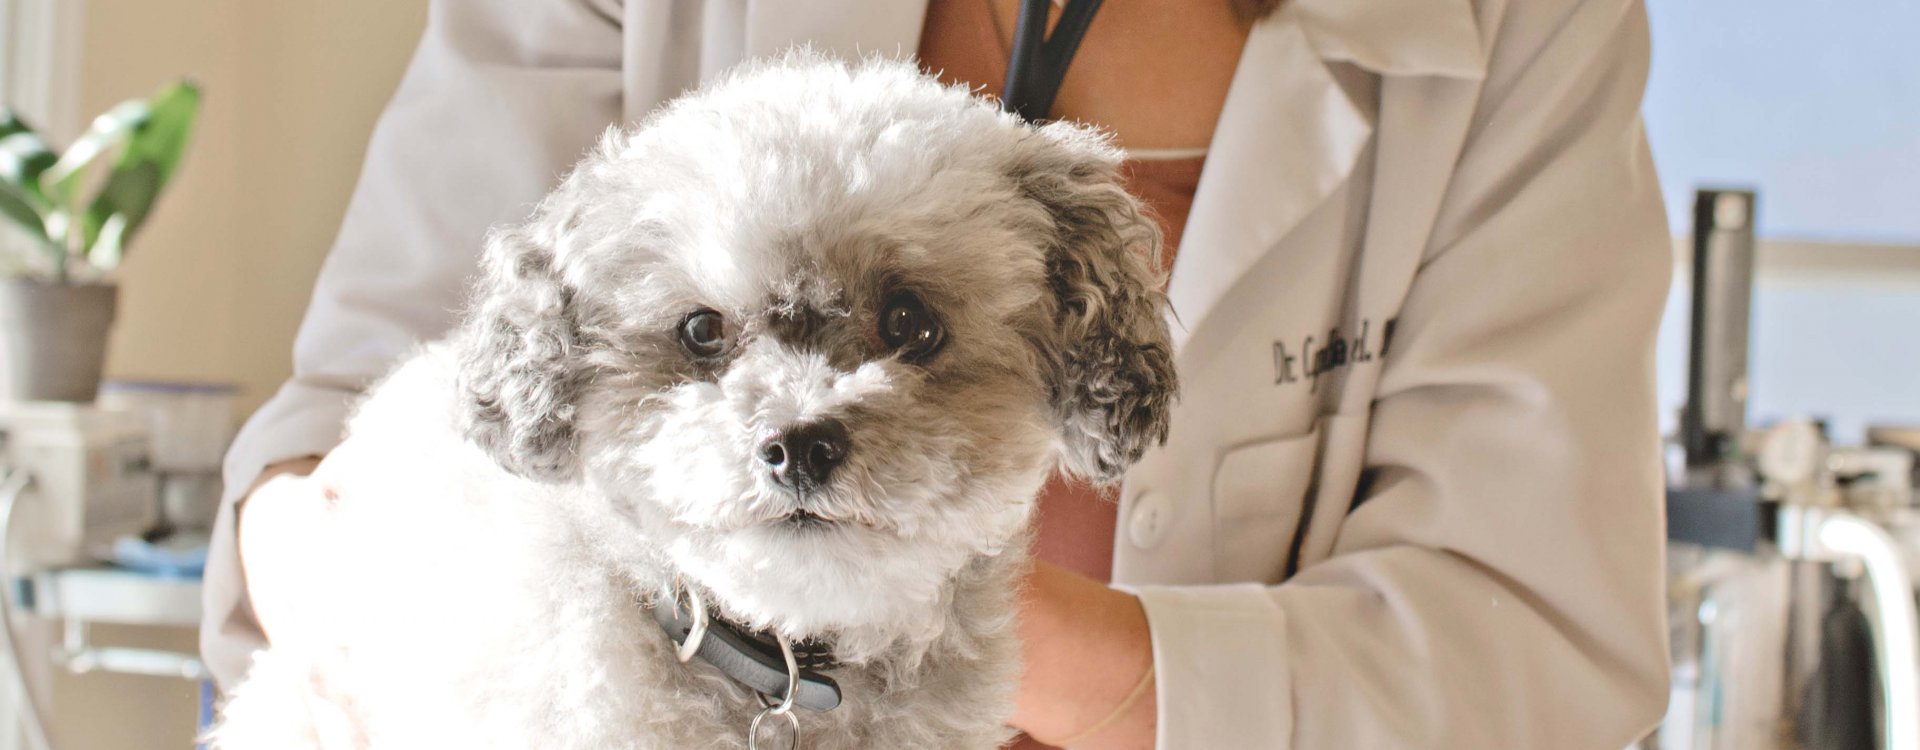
[207,52,1176,749]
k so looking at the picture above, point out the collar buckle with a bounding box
[649,584,844,713]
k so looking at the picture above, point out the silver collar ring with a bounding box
[748,705,801,750]
[749,630,804,748]
[761,631,800,715]
[665,582,806,748]
[669,583,710,664]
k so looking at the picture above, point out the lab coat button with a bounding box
[1127,491,1171,549]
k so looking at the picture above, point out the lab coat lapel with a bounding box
[620,3,928,122]
[1166,11,1373,352]
[742,1,929,60]
[1289,0,1486,78]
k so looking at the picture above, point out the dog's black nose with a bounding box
[759,419,851,493]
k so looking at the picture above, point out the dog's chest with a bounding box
[571,620,1014,749]
[352,567,1013,750]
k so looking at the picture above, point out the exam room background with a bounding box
[63,0,1920,437]
[1,0,1915,748]
[58,0,1920,453]
[2,1,427,748]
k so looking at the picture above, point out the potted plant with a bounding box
[0,81,200,402]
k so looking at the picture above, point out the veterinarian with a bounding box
[208,0,1673,747]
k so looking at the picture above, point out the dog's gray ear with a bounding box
[1016,122,1179,484]
[454,221,584,481]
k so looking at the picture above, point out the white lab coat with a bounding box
[207,0,1675,747]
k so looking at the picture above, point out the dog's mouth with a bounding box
[743,500,892,535]
[780,509,835,529]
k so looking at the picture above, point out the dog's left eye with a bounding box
[879,292,944,361]
[679,309,729,357]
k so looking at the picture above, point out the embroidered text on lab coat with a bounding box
[1272,318,1396,390]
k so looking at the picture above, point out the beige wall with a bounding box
[58,0,426,747]
[93,0,429,415]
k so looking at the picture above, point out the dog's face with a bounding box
[454,55,1175,640]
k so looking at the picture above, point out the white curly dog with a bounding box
[209,52,1176,749]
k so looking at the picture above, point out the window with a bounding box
[0,0,84,264]
[1646,0,1920,441]
[0,0,84,138]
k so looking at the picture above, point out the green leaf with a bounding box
[39,98,150,212]
[0,131,59,207]
[79,80,201,256]
[0,113,58,273]
[0,110,33,139]
[0,114,53,241]
[0,180,50,244]
[88,212,128,271]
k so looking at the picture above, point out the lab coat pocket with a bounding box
[1211,424,1323,584]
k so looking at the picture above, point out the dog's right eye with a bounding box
[879,292,944,362]
[679,309,728,358]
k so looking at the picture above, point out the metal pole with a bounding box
[1682,189,1758,475]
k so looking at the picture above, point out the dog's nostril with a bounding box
[809,440,841,467]
[760,441,787,468]
[761,418,851,492]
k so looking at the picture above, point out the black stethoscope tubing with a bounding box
[1001,0,1105,122]
[1002,0,1332,579]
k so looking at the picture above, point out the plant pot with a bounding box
[0,280,117,402]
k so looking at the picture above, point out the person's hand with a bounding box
[1011,560,1158,749]
[235,455,332,645]
[235,454,377,743]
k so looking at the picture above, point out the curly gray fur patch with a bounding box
[456,225,588,481]
[1012,124,1180,482]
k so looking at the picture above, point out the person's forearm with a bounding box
[1013,560,1157,749]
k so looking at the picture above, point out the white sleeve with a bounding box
[203,0,624,688]
[1137,0,1673,746]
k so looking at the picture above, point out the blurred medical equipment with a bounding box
[98,380,236,531]
[0,394,219,750]
[0,404,156,564]
[1681,190,1756,482]
[1654,189,1920,750]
